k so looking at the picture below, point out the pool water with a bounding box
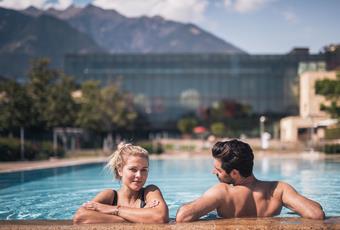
[0,156,339,220]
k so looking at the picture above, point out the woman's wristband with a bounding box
[112,205,120,215]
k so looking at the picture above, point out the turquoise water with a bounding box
[0,157,339,220]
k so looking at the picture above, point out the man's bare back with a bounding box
[215,180,283,218]
[176,140,325,222]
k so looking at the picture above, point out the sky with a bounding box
[1,0,339,54]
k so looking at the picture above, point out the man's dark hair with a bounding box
[212,139,254,177]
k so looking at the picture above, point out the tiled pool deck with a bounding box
[0,217,339,229]
[0,157,107,173]
[1,151,340,173]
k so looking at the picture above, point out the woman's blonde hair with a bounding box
[105,142,149,180]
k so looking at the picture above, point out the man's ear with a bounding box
[230,169,240,177]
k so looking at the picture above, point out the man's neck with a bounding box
[234,174,257,187]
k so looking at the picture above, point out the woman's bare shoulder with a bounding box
[92,189,115,204]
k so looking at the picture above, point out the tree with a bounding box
[26,58,58,129]
[177,117,198,135]
[76,80,104,132]
[100,83,137,131]
[210,122,226,137]
[25,58,79,129]
[44,75,78,128]
[315,73,340,119]
[76,81,137,133]
[204,99,251,123]
[0,80,32,131]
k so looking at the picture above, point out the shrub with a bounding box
[0,137,64,161]
[325,127,340,140]
[137,141,164,155]
[323,144,340,154]
[0,138,21,161]
[210,122,226,137]
[177,117,197,134]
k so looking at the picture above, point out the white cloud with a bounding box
[0,0,208,22]
[223,0,232,8]
[92,0,208,23]
[45,0,73,10]
[0,0,46,9]
[0,0,72,10]
[223,0,273,13]
[282,11,297,23]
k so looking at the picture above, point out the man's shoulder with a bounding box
[202,183,230,201]
[276,181,296,191]
[274,181,291,189]
[262,180,295,197]
[209,183,231,194]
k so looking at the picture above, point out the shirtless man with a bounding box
[176,139,325,222]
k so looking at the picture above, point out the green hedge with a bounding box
[137,141,164,155]
[325,127,340,140]
[0,138,64,161]
[323,144,340,154]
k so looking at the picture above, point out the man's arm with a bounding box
[176,185,223,222]
[281,182,325,220]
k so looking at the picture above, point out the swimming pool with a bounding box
[0,155,339,220]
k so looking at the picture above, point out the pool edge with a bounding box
[0,217,339,229]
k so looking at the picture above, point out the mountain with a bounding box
[0,7,103,78]
[22,4,246,54]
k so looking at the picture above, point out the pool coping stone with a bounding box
[0,217,339,229]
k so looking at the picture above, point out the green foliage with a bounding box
[178,145,195,152]
[100,84,137,130]
[177,117,198,134]
[137,141,164,155]
[323,144,340,154]
[325,127,340,139]
[76,81,137,133]
[315,78,340,99]
[319,102,340,119]
[315,74,340,119]
[210,122,226,137]
[44,75,78,128]
[75,80,104,131]
[0,80,32,130]
[0,137,64,161]
[26,58,79,129]
[206,99,251,122]
[27,58,58,128]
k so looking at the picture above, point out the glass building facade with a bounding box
[64,53,325,128]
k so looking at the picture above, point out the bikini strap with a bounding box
[112,188,144,207]
[140,188,146,208]
[112,190,118,206]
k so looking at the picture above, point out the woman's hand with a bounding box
[82,199,160,215]
[82,201,115,214]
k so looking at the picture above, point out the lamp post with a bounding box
[260,116,267,150]
[308,115,314,152]
[259,116,266,137]
[20,127,25,161]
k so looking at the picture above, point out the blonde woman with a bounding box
[73,143,169,224]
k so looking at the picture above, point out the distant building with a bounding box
[324,44,340,71]
[280,71,338,142]
[64,53,325,130]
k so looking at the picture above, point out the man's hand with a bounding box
[145,199,160,208]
